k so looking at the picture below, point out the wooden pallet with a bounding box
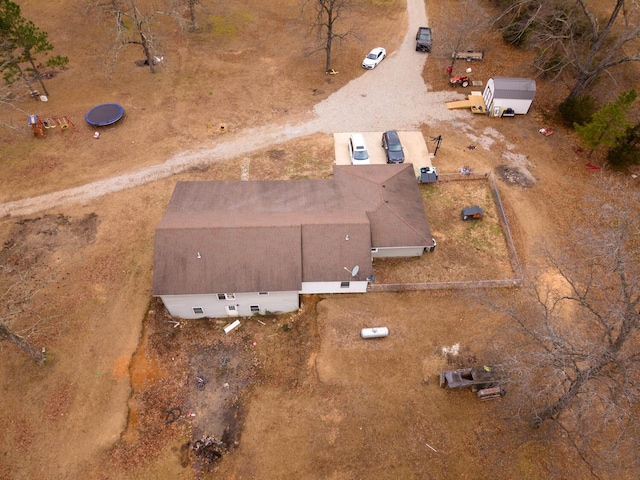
[446,94,486,113]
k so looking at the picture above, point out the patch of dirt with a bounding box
[0,213,98,267]
[495,152,537,187]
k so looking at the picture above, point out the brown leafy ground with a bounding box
[1,1,639,479]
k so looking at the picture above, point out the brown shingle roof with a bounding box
[153,164,431,295]
[334,164,433,247]
[153,226,302,295]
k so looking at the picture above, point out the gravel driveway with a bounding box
[0,0,465,218]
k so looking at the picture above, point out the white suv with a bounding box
[348,134,370,165]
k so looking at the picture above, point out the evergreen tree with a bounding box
[574,89,637,157]
[0,0,67,97]
[607,123,640,168]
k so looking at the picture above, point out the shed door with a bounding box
[483,83,494,111]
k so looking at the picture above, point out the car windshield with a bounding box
[353,150,369,160]
[367,53,378,59]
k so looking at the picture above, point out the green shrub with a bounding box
[559,96,596,126]
[607,124,640,169]
[502,22,530,45]
[539,53,564,78]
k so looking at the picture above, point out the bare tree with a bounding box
[495,0,640,101]
[0,265,49,365]
[87,0,186,74]
[301,0,356,73]
[184,0,200,32]
[485,179,640,476]
[438,0,490,72]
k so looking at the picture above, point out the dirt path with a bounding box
[0,0,468,218]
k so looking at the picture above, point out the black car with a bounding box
[415,26,432,52]
[381,130,405,164]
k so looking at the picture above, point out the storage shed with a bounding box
[482,77,536,117]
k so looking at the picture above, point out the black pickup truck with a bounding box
[415,27,432,52]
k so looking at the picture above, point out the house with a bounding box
[153,164,435,319]
[482,77,536,117]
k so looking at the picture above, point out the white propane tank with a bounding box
[361,327,389,339]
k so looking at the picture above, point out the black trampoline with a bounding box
[85,103,125,126]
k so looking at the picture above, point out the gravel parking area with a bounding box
[333,131,433,174]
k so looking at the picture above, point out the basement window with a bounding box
[217,293,236,300]
[193,307,204,314]
[340,281,350,288]
[250,305,260,312]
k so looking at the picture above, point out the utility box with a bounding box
[419,166,438,183]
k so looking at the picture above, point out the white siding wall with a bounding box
[159,291,300,319]
[300,280,368,294]
[490,99,532,115]
[371,246,425,258]
[482,79,533,116]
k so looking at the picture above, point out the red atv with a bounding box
[449,75,470,88]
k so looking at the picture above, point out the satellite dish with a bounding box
[343,265,360,277]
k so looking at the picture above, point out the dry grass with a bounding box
[374,177,515,284]
[1,1,638,479]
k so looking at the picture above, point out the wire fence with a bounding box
[368,171,524,293]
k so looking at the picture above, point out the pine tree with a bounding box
[574,89,637,157]
[0,0,68,97]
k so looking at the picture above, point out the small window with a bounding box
[259,292,269,296]
[193,307,204,314]
[250,305,260,312]
[217,294,225,300]
[371,248,379,253]
[340,281,350,288]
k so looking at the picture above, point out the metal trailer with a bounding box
[452,50,484,61]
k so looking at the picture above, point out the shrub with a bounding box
[559,96,596,126]
[502,22,531,45]
[538,53,564,78]
[607,124,640,169]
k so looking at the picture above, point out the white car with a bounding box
[348,133,370,165]
[362,47,386,69]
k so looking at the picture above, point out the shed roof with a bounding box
[153,164,432,295]
[490,77,536,100]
